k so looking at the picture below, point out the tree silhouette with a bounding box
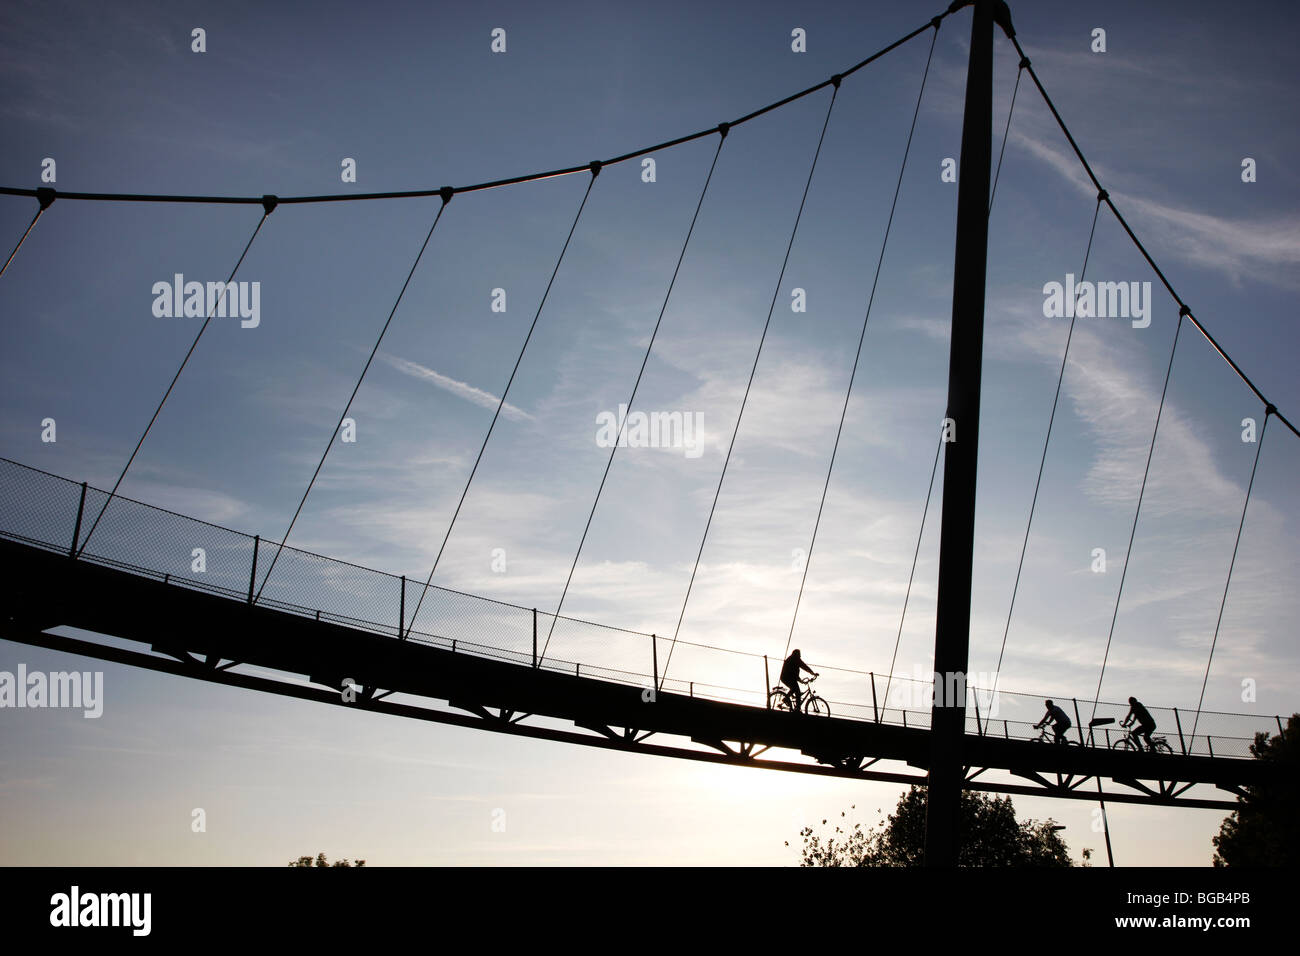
[289,852,366,867]
[1213,714,1299,866]
[791,785,1073,867]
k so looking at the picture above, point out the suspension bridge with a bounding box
[1,1,1294,865]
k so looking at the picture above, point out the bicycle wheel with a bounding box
[1152,739,1174,755]
[1111,737,1138,751]
[768,689,791,712]
[805,694,830,718]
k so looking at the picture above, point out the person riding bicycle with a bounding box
[780,649,817,711]
[1034,699,1071,744]
[1122,696,1157,750]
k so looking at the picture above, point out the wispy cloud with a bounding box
[1010,130,1300,290]
[379,353,534,422]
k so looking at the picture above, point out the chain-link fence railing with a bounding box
[0,455,1282,758]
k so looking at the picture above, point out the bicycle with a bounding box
[768,675,830,717]
[1111,726,1174,754]
[1029,725,1078,746]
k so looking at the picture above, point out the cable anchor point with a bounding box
[716,122,730,139]
[36,187,56,210]
[261,194,278,215]
[439,186,454,204]
[1097,189,1109,202]
[830,74,842,89]
[589,161,602,178]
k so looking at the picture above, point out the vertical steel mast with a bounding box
[924,0,1013,866]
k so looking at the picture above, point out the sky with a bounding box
[1,0,1298,866]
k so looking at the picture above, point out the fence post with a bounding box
[870,672,879,723]
[69,482,87,558]
[973,689,982,736]
[247,535,259,604]
[1003,719,1008,739]
[1173,707,1186,755]
[532,609,538,668]
[399,575,406,639]
[1207,736,1214,758]
[652,634,658,692]
[1071,698,1085,747]
[764,656,771,709]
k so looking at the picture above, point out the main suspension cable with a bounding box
[0,16,949,210]
[1008,36,1299,443]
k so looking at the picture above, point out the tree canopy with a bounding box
[792,785,1075,867]
[289,852,366,867]
[1213,714,1299,866]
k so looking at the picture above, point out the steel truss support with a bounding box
[0,623,1251,811]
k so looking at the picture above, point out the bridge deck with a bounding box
[0,537,1275,809]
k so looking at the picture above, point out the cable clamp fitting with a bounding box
[1265,403,1277,417]
[1019,55,1031,70]
[1178,305,1191,318]
[1097,189,1109,202]
[830,74,842,89]
[589,160,602,178]
[717,122,730,139]
[261,194,278,215]
[439,186,454,204]
[36,187,56,210]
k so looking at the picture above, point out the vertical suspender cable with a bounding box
[404,168,602,638]
[78,201,276,556]
[255,191,451,600]
[984,195,1102,729]
[888,44,1020,710]
[1,189,56,280]
[1190,406,1271,742]
[538,131,730,664]
[655,83,844,684]
[1089,310,1185,722]
[783,25,939,659]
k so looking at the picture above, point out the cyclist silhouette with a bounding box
[1034,699,1071,744]
[1122,696,1157,750]
[781,649,817,711]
